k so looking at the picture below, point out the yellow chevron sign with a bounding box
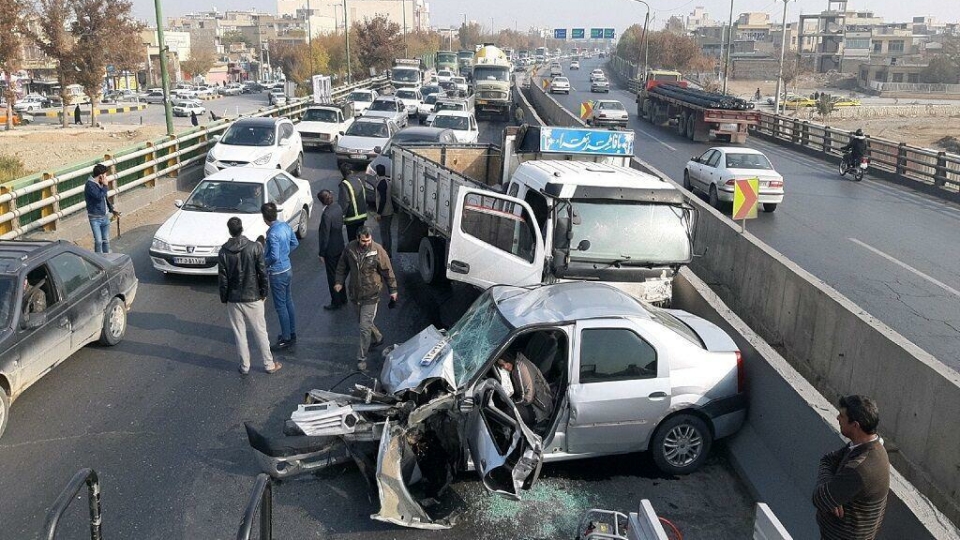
[580,101,594,120]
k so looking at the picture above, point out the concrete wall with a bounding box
[526,75,587,128]
[673,269,959,540]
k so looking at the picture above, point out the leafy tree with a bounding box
[665,16,686,36]
[221,30,253,49]
[920,55,959,84]
[180,36,217,81]
[816,93,835,118]
[26,0,77,127]
[70,0,143,125]
[312,32,358,83]
[269,40,329,91]
[353,15,402,74]
[459,21,482,50]
[405,30,441,61]
[0,0,30,130]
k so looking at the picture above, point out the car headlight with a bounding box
[152,237,171,251]
[252,153,273,166]
[206,152,217,163]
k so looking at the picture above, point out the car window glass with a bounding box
[48,253,94,298]
[267,179,283,203]
[706,151,722,168]
[460,193,536,263]
[698,150,714,163]
[275,174,297,201]
[21,266,58,324]
[579,328,657,383]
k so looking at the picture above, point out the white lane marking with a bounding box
[634,125,677,152]
[849,238,960,298]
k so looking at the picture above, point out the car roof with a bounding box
[0,240,64,274]
[513,161,674,191]
[393,126,453,140]
[433,110,471,119]
[711,147,764,155]
[202,167,287,184]
[233,117,283,128]
[493,282,653,327]
[373,96,401,102]
[355,116,391,124]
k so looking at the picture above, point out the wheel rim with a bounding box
[298,209,307,235]
[108,303,126,338]
[662,424,704,467]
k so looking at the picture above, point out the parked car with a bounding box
[570,60,580,70]
[429,110,479,143]
[143,91,166,104]
[590,76,610,93]
[150,168,313,275]
[363,126,459,193]
[0,240,138,439]
[172,88,198,99]
[586,99,628,128]
[394,88,423,117]
[241,82,264,94]
[296,104,355,151]
[192,85,215,97]
[335,116,400,168]
[172,99,206,117]
[204,117,304,177]
[831,97,862,107]
[683,147,784,212]
[362,96,408,128]
[248,282,747,528]
[13,96,48,112]
[348,89,379,116]
[218,84,243,96]
[550,76,571,94]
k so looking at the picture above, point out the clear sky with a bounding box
[131,0,956,33]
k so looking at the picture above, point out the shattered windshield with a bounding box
[447,291,513,386]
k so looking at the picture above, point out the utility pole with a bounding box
[152,0,174,136]
[307,0,313,76]
[344,0,352,83]
[774,0,792,116]
[402,0,407,57]
[722,0,734,94]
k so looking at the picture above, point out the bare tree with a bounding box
[353,15,402,74]
[0,0,31,130]
[26,0,76,127]
[180,35,217,81]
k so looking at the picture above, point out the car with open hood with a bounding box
[245,282,747,530]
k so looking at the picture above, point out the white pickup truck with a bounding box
[296,103,355,151]
[391,126,696,304]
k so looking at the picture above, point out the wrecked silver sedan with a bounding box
[245,282,747,529]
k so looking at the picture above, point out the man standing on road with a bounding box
[338,163,367,242]
[813,395,889,540]
[334,226,397,370]
[373,164,394,257]
[84,163,120,253]
[218,217,281,375]
[262,202,299,351]
[317,190,347,310]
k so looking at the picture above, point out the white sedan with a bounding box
[550,76,571,94]
[683,147,784,212]
[172,99,206,117]
[394,88,423,117]
[430,110,479,143]
[149,167,313,275]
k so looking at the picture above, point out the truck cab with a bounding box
[390,58,424,89]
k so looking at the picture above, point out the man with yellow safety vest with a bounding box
[338,163,368,242]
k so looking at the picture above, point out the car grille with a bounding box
[218,161,249,168]
[170,244,219,254]
[479,91,507,100]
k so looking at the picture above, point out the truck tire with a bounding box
[687,116,696,141]
[678,112,688,137]
[418,236,447,285]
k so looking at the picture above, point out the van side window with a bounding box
[523,190,549,235]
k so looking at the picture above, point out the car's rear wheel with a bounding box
[709,185,720,209]
[651,413,712,475]
[99,297,127,346]
[295,206,309,239]
[0,391,8,440]
[762,203,778,212]
[418,236,447,284]
[683,170,692,191]
[293,153,303,177]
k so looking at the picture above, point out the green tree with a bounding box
[180,35,217,81]
[26,0,77,127]
[920,55,959,84]
[459,21,482,50]
[353,15,402,74]
[0,0,30,130]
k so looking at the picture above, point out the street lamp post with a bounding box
[773,0,792,116]
[401,0,407,57]
[152,0,173,135]
[344,0,352,83]
[630,0,651,81]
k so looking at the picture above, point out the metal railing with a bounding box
[606,56,960,196]
[0,76,391,240]
[237,473,273,540]
[43,468,103,540]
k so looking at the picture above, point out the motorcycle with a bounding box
[839,149,868,181]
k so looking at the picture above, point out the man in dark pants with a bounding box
[338,163,367,241]
[373,164,394,257]
[813,395,889,540]
[317,190,347,310]
[496,351,554,429]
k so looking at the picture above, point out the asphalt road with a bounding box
[0,116,755,539]
[553,58,960,372]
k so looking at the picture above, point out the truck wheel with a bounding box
[686,116,696,141]
[651,413,712,475]
[418,236,447,284]
[677,112,687,137]
[99,297,127,346]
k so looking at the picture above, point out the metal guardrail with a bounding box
[43,468,103,540]
[237,473,273,540]
[0,76,391,240]
[607,56,960,196]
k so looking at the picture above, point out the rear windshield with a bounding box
[349,91,374,102]
[649,308,705,348]
[598,102,624,110]
[725,153,773,170]
[433,115,469,130]
[396,90,418,100]
[369,100,398,112]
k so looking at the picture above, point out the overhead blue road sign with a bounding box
[603,28,616,39]
[572,28,585,39]
[554,29,567,39]
[590,28,603,39]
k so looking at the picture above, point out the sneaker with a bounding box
[271,339,294,351]
[266,362,283,374]
[357,359,368,371]
[238,366,250,376]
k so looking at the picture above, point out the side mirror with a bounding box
[212,135,221,142]
[691,156,699,163]
[174,199,184,208]
[338,131,345,136]
[373,146,382,154]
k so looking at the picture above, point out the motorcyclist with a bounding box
[841,128,868,167]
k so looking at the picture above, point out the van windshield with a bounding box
[568,202,692,264]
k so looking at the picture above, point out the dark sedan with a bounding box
[0,240,138,438]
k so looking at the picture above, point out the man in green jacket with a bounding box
[334,226,398,369]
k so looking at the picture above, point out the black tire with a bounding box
[418,236,446,284]
[854,168,864,182]
[709,185,720,209]
[683,170,692,191]
[295,206,309,239]
[0,390,8,440]
[838,158,847,177]
[650,413,712,475]
[687,115,696,141]
[293,153,303,177]
[99,297,127,346]
[677,112,687,137]
[762,203,778,212]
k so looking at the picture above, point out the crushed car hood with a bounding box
[380,325,457,395]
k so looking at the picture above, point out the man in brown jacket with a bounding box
[813,395,889,540]
[334,226,398,369]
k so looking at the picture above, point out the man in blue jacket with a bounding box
[84,163,121,253]
[261,202,299,350]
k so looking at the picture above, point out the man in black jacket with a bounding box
[317,190,347,310]
[218,217,281,375]
[841,129,868,167]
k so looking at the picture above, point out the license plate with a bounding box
[351,154,364,160]
[173,257,206,265]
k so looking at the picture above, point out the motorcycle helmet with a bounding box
[855,128,864,136]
